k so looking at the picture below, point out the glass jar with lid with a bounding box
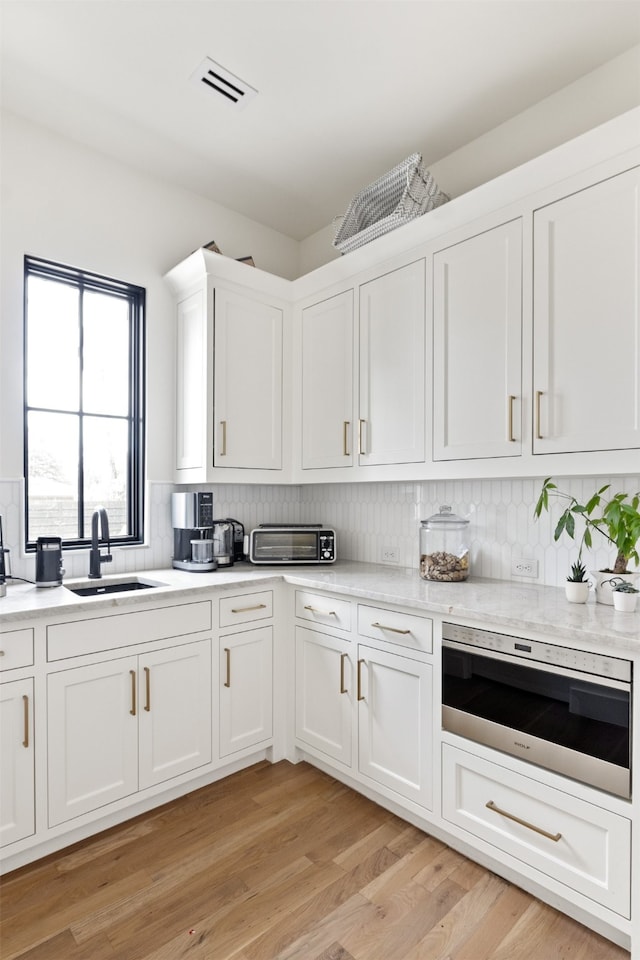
[419,505,470,581]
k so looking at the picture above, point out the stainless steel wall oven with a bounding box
[442,622,632,799]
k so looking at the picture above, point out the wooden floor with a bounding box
[0,761,630,960]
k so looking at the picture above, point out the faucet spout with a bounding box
[88,507,112,579]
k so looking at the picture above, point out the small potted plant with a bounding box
[610,580,639,613]
[565,559,590,604]
[534,479,640,604]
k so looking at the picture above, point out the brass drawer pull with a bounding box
[129,669,136,716]
[508,395,516,442]
[340,653,348,694]
[22,695,29,749]
[230,603,267,614]
[486,800,562,842]
[535,390,543,440]
[371,621,411,636]
[224,647,231,688]
[144,666,151,712]
[304,605,337,617]
[357,658,365,701]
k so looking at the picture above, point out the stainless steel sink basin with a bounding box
[65,576,166,597]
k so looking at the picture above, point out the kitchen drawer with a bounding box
[442,743,631,917]
[47,601,212,660]
[295,590,351,632]
[219,591,273,627]
[357,604,432,654]
[0,628,34,672]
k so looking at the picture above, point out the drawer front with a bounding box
[47,601,212,660]
[357,604,432,654]
[442,743,631,917]
[295,590,351,632]
[0,628,35,672]
[219,591,273,627]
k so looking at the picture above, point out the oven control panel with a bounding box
[442,622,631,683]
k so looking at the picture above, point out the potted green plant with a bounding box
[534,478,640,604]
[611,580,639,613]
[565,559,590,604]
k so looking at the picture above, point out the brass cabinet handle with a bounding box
[230,603,267,614]
[129,669,136,716]
[144,666,151,712]
[371,621,411,636]
[357,658,365,701]
[508,395,516,442]
[219,420,227,456]
[535,391,543,440]
[0,650,5,657]
[485,800,562,842]
[303,605,337,617]
[340,652,348,694]
[343,421,350,457]
[22,695,29,749]
[358,419,366,455]
[224,647,231,688]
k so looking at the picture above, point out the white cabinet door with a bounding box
[0,678,35,847]
[219,626,273,757]
[434,220,522,460]
[47,658,138,826]
[138,640,212,789]
[533,166,640,453]
[359,260,426,466]
[295,626,353,766]
[214,288,283,470]
[357,644,433,809]
[301,290,354,469]
[176,288,209,473]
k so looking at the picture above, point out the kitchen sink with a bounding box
[65,576,166,597]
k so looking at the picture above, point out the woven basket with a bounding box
[333,153,448,254]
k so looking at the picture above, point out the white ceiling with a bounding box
[2,0,640,240]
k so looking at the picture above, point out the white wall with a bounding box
[299,44,640,274]
[0,111,300,485]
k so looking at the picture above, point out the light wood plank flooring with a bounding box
[0,761,630,959]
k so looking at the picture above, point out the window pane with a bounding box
[83,291,130,416]
[83,416,129,537]
[26,411,79,541]
[26,277,80,411]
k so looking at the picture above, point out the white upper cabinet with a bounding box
[214,288,283,470]
[433,219,523,460]
[533,166,640,454]
[301,290,354,469]
[359,259,426,466]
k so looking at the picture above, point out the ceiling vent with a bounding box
[190,57,258,109]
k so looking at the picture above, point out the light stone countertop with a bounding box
[1,560,638,657]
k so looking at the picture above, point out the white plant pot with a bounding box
[565,581,590,604]
[591,570,639,605]
[612,591,638,613]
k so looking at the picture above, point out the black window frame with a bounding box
[23,255,146,552]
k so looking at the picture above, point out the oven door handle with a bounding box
[485,800,562,842]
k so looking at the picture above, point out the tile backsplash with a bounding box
[1,475,638,588]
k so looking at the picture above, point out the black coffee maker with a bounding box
[35,536,64,587]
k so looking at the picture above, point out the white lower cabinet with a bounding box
[442,743,631,918]
[0,678,35,847]
[295,595,434,811]
[295,626,353,766]
[47,639,212,827]
[219,626,273,757]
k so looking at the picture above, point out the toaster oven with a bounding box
[248,525,336,564]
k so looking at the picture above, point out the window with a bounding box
[23,256,145,550]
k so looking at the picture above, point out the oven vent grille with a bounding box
[190,57,258,109]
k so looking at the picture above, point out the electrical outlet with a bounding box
[381,548,399,564]
[512,558,538,578]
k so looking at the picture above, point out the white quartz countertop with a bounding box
[1,560,638,656]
